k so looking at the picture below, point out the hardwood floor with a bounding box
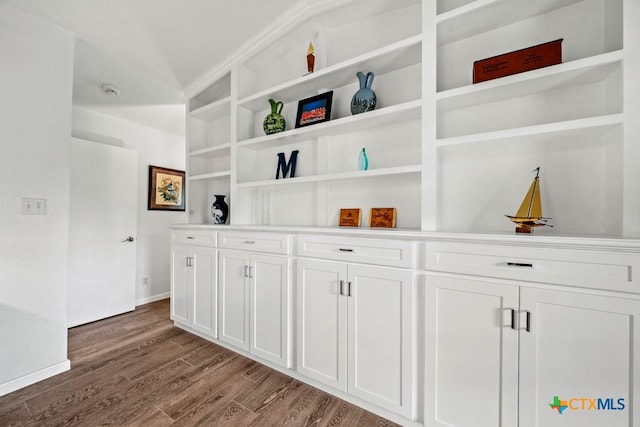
[0,299,399,426]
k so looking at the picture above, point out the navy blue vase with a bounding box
[350,71,377,115]
[211,195,228,224]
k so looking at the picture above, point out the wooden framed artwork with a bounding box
[295,91,333,128]
[148,165,185,211]
[339,208,361,227]
[370,207,396,228]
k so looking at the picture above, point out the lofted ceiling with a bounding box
[4,0,301,135]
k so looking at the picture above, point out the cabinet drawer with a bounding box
[171,229,217,247]
[297,234,416,268]
[218,232,290,254]
[425,241,640,294]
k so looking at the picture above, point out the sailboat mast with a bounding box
[526,167,541,218]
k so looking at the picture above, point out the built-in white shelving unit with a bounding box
[184,0,639,237]
[185,0,423,229]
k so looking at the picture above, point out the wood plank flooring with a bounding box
[0,299,399,426]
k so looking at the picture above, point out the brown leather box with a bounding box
[473,39,563,83]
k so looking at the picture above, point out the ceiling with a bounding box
[4,0,301,136]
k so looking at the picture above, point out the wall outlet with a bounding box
[142,277,150,286]
[21,198,46,215]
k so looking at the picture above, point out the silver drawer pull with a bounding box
[186,236,195,240]
[339,248,353,252]
[506,262,533,268]
[244,240,255,244]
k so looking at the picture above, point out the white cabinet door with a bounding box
[170,244,217,338]
[519,287,640,427]
[251,254,291,367]
[347,265,415,418]
[297,259,348,391]
[170,245,191,326]
[218,250,250,351]
[425,273,519,427]
[191,247,217,338]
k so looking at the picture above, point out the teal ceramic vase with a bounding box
[263,99,286,135]
[358,147,369,171]
[350,71,377,115]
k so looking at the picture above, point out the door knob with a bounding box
[121,236,135,242]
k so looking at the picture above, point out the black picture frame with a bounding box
[295,91,333,128]
[148,165,186,211]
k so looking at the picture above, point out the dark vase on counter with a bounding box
[211,195,229,224]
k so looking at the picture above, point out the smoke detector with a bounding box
[101,84,120,96]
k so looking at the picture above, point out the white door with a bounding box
[251,254,290,367]
[519,287,640,427]
[170,244,191,325]
[347,265,414,417]
[68,137,137,327]
[425,273,519,427]
[218,250,250,351]
[192,246,217,338]
[297,259,348,391]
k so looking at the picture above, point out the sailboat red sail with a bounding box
[505,167,552,233]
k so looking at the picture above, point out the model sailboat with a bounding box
[505,167,552,233]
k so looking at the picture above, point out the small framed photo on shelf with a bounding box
[339,208,361,227]
[148,165,186,211]
[370,207,396,228]
[295,91,333,128]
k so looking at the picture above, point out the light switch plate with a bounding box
[22,198,46,215]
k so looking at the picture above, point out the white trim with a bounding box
[0,360,70,397]
[136,292,170,306]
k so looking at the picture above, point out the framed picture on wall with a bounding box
[148,165,186,211]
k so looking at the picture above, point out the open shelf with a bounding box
[436,0,583,44]
[237,165,421,189]
[237,100,421,150]
[190,96,231,121]
[188,171,232,182]
[189,143,232,159]
[437,51,623,112]
[436,114,624,149]
[237,36,422,111]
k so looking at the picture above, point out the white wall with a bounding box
[72,106,186,305]
[0,3,74,394]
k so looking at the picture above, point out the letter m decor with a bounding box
[276,150,299,179]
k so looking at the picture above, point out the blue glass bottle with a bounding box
[358,147,369,171]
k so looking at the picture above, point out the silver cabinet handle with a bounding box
[186,236,195,240]
[186,257,193,267]
[510,309,517,330]
[339,280,345,296]
[339,248,353,252]
[244,265,249,278]
[248,266,253,279]
[524,310,531,332]
[347,281,352,297]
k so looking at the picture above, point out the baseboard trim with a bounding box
[0,359,70,397]
[136,292,170,306]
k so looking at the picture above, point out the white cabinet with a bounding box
[424,275,518,426]
[425,241,640,427]
[519,286,639,427]
[296,234,417,419]
[217,232,292,368]
[170,243,217,338]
